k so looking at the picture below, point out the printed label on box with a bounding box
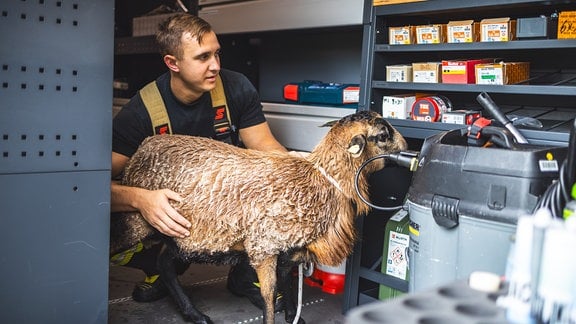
[413,70,438,83]
[416,26,441,44]
[558,11,576,39]
[448,25,473,42]
[343,87,360,104]
[386,230,409,280]
[382,95,416,119]
[476,66,504,84]
[481,18,513,42]
[389,27,413,45]
[442,65,466,75]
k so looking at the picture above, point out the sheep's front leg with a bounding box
[254,256,278,324]
[277,253,305,324]
[157,247,212,324]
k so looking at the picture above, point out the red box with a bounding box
[441,59,492,84]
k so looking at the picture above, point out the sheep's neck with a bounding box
[314,164,343,194]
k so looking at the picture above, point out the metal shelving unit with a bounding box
[343,0,576,313]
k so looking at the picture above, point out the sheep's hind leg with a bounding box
[254,256,278,324]
[157,248,212,324]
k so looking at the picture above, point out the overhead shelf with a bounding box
[198,0,364,34]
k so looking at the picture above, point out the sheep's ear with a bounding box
[320,119,338,128]
[348,135,366,158]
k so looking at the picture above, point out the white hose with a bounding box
[292,263,303,324]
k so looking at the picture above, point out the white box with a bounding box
[412,62,441,83]
[386,65,413,82]
[382,94,416,119]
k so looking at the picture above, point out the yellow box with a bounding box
[475,62,530,85]
[558,11,576,39]
[447,20,480,43]
[412,62,441,83]
[386,65,413,82]
[389,26,416,45]
[415,24,446,44]
[480,17,516,42]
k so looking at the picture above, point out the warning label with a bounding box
[385,230,410,280]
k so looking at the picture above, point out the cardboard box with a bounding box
[133,13,178,36]
[415,24,446,44]
[386,65,413,82]
[412,62,441,83]
[558,11,576,39]
[442,59,492,84]
[389,26,416,45]
[374,0,426,5]
[480,17,516,42]
[447,20,480,43]
[382,94,418,119]
[475,62,530,85]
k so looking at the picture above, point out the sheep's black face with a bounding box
[338,111,407,159]
[369,116,407,153]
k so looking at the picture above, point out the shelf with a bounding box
[375,39,576,52]
[372,81,576,96]
[199,0,364,34]
[262,102,355,151]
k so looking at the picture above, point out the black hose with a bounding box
[354,154,405,211]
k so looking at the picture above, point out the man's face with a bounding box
[174,30,221,95]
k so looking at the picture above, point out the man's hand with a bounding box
[134,188,191,238]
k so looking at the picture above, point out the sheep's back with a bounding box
[123,135,346,263]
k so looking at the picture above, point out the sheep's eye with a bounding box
[367,131,390,143]
[378,132,390,142]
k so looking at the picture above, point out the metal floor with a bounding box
[108,264,347,323]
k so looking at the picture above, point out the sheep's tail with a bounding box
[109,211,156,255]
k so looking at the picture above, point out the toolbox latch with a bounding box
[487,184,506,210]
[431,195,459,229]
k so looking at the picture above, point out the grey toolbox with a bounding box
[406,127,566,293]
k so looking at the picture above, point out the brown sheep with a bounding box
[110,110,407,324]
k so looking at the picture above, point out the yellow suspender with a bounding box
[140,75,231,135]
[140,80,172,134]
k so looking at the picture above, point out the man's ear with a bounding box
[163,55,179,72]
[347,135,366,158]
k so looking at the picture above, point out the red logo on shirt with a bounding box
[154,123,170,135]
[215,106,226,121]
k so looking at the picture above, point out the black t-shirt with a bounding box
[113,69,266,157]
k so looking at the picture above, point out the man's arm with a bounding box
[239,122,288,152]
[111,151,191,238]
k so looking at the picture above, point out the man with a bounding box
[111,13,288,308]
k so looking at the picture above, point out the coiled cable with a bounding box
[354,152,418,211]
